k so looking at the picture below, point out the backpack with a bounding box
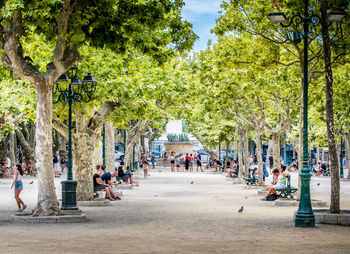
[53,156,58,164]
[266,193,279,201]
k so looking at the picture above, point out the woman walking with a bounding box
[11,164,27,212]
[170,152,175,172]
[189,154,194,172]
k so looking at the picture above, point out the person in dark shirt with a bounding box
[196,152,203,172]
[118,162,132,184]
[101,171,118,186]
[93,169,117,200]
[268,154,273,173]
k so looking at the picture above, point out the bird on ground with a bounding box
[238,206,244,213]
[317,183,320,186]
[158,170,162,172]
[245,196,248,199]
[29,180,34,184]
[190,181,193,184]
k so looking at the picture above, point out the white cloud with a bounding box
[182,0,222,15]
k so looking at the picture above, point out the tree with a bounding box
[0,0,196,215]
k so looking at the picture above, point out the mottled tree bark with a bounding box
[238,130,243,178]
[15,126,35,164]
[10,133,16,174]
[0,134,9,162]
[233,127,238,161]
[254,129,264,186]
[272,133,281,169]
[73,110,94,201]
[105,121,115,171]
[242,128,249,177]
[33,84,59,216]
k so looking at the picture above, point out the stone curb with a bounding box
[117,185,134,190]
[78,200,111,207]
[314,209,350,226]
[275,199,327,207]
[9,213,87,223]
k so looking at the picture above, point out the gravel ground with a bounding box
[0,167,350,254]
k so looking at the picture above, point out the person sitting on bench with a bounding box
[118,162,133,184]
[214,159,222,172]
[226,160,238,178]
[262,165,290,200]
[101,170,119,187]
[0,162,10,178]
[93,168,117,200]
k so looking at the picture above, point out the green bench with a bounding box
[244,169,258,185]
[276,175,298,199]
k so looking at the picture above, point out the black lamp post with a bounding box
[53,65,97,210]
[268,0,345,227]
[102,124,106,165]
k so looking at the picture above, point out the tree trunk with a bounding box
[345,134,350,178]
[73,110,94,201]
[321,1,339,213]
[32,84,59,216]
[238,130,243,178]
[105,121,115,171]
[59,133,67,152]
[0,134,9,162]
[272,133,281,170]
[225,139,229,171]
[10,133,16,174]
[255,129,264,186]
[15,127,35,164]
[243,129,249,177]
[53,129,61,154]
[233,127,238,161]
[93,137,103,169]
[316,146,320,164]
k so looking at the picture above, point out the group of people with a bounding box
[93,164,128,201]
[169,151,203,172]
[53,151,68,178]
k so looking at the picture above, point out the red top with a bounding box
[185,155,191,162]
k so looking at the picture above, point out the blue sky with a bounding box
[182,0,223,52]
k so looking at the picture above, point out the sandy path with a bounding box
[0,167,350,253]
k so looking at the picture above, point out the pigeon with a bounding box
[190,181,194,184]
[245,196,248,199]
[158,170,162,172]
[238,206,244,213]
[317,183,320,186]
[29,180,34,184]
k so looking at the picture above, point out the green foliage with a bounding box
[167,133,189,142]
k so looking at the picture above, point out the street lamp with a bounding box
[102,124,106,165]
[268,0,345,227]
[53,65,97,210]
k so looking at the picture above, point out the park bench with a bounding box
[276,175,298,199]
[244,169,258,185]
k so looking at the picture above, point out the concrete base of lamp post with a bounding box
[9,209,87,223]
[276,199,327,207]
[293,209,350,226]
